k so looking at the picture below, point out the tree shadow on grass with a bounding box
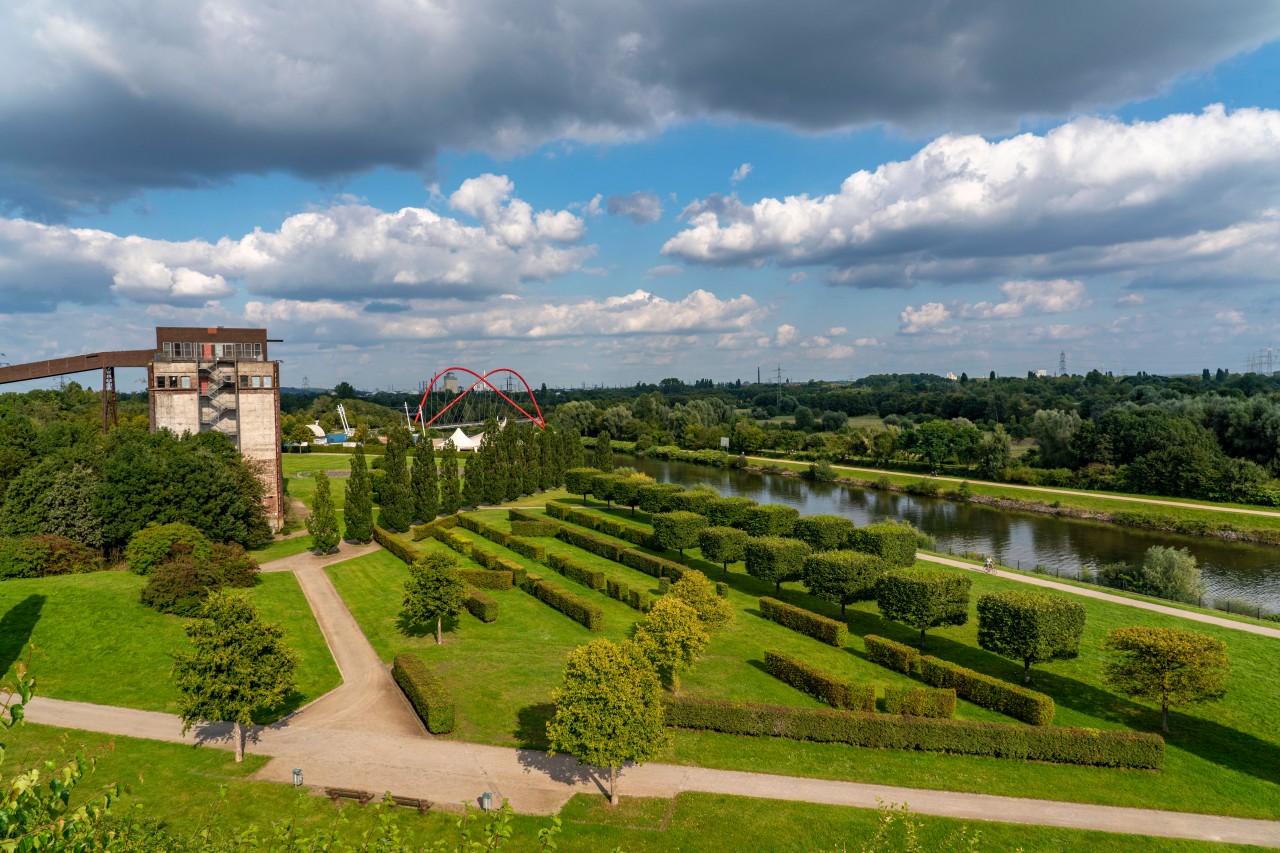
[513,702,607,793]
[0,595,44,678]
[395,610,458,639]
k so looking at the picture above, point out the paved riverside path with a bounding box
[921,553,1280,639]
[22,547,1280,845]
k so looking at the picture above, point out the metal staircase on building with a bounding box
[199,363,240,443]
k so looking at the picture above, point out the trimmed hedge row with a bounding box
[411,513,458,541]
[557,525,624,561]
[759,596,848,647]
[605,577,654,613]
[434,526,529,586]
[884,685,956,718]
[464,586,499,623]
[506,536,546,563]
[458,568,514,590]
[520,575,604,631]
[391,654,455,734]
[763,650,873,711]
[548,553,606,590]
[919,656,1056,726]
[618,548,687,582]
[848,522,918,567]
[863,634,920,674]
[662,697,1163,769]
[373,526,419,565]
[511,520,559,537]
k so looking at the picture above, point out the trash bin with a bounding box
[481,792,493,811]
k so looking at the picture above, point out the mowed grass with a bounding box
[0,571,339,721]
[9,724,1248,853]
[250,534,316,562]
[343,503,1280,820]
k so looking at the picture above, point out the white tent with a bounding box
[433,427,483,452]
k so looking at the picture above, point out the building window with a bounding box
[180,376,191,389]
[168,376,179,389]
[252,376,262,388]
[162,342,171,357]
[181,342,194,359]
[240,375,250,388]
[155,375,165,388]
[263,376,273,389]
[254,343,262,359]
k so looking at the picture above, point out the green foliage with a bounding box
[438,442,461,515]
[763,650,873,710]
[848,522,918,567]
[697,525,748,574]
[463,586,499,623]
[461,451,486,508]
[402,551,468,644]
[977,590,1086,683]
[1140,546,1206,604]
[662,697,1162,769]
[884,685,956,718]
[704,495,756,527]
[636,482,685,514]
[634,597,710,687]
[391,653,455,734]
[140,542,259,616]
[875,567,971,649]
[592,429,615,472]
[564,467,600,503]
[547,639,669,803]
[172,592,298,761]
[792,514,856,551]
[863,634,921,675]
[668,487,718,516]
[125,522,213,575]
[803,550,887,615]
[343,444,374,542]
[670,568,734,630]
[457,568,513,590]
[1103,625,1230,733]
[743,535,812,592]
[409,439,440,523]
[511,520,558,537]
[523,577,604,630]
[378,426,414,531]
[588,472,627,508]
[650,510,708,556]
[609,474,649,514]
[919,656,1056,726]
[305,471,341,553]
[0,533,97,579]
[42,464,106,549]
[734,503,800,537]
[758,596,848,646]
[548,553,606,590]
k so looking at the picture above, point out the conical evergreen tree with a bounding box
[439,442,462,515]
[520,426,540,495]
[379,425,413,532]
[506,431,525,501]
[305,471,340,553]
[593,429,614,472]
[344,443,374,542]
[410,438,440,523]
[479,419,506,504]
[537,427,556,491]
[560,427,584,474]
[462,450,486,508]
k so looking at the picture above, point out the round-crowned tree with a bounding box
[875,567,971,649]
[977,590,1086,684]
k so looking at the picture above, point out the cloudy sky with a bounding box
[4,0,1280,391]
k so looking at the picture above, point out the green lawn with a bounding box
[330,504,1280,821]
[250,534,316,563]
[10,723,1248,852]
[0,571,339,721]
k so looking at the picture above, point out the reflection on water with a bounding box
[620,455,1280,609]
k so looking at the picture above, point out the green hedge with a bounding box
[373,526,419,566]
[464,586,499,622]
[556,526,623,561]
[411,513,458,541]
[662,697,1162,769]
[884,685,955,718]
[863,634,920,674]
[606,577,654,613]
[506,535,546,562]
[919,656,1055,726]
[764,650,873,711]
[458,568,514,590]
[392,654,455,734]
[628,587,654,612]
[668,489,718,516]
[848,522,918,567]
[522,576,603,630]
[735,504,800,537]
[792,515,857,552]
[650,510,708,554]
[511,520,559,537]
[618,548,686,581]
[759,596,848,646]
[545,502,571,521]
[548,553,606,590]
[636,483,686,514]
[744,536,812,590]
[705,496,756,528]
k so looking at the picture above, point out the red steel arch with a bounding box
[414,367,546,429]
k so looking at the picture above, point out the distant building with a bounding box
[442,371,459,393]
[1034,369,1049,378]
[149,327,284,530]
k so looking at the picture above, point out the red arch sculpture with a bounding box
[414,367,547,429]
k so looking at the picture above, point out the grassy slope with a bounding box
[250,534,316,562]
[0,571,339,720]
[12,723,1247,852]
[332,505,1280,820]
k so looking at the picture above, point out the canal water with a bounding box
[618,455,1280,611]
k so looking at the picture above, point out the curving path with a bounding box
[21,546,1280,846]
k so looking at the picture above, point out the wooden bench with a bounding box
[325,787,374,805]
[390,794,432,813]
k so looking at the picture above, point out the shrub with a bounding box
[802,550,887,616]
[526,578,604,630]
[977,590,1086,684]
[698,526,749,575]
[650,511,709,557]
[716,581,728,598]
[848,522,918,567]
[744,536,812,592]
[392,653,455,733]
[1141,546,1206,605]
[618,548,685,581]
[671,569,734,629]
[919,656,1055,725]
[863,634,919,674]
[457,568,514,590]
[464,586,499,622]
[875,567,971,649]
[884,686,956,718]
[758,596,848,646]
[628,588,653,613]
[658,576,671,594]
[125,522,212,575]
[792,515,856,552]
[139,543,259,616]
[511,520,559,537]
[764,650,873,711]
[662,697,1161,769]
[669,488,719,516]
[0,534,97,579]
[705,496,757,528]
[735,504,800,537]
[372,525,420,566]
[548,554,606,590]
[637,483,686,514]
[506,536,546,562]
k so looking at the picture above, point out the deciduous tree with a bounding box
[875,567,971,649]
[977,590,1085,684]
[403,551,467,645]
[804,550,887,616]
[632,597,709,688]
[698,525,748,576]
[1102,625,1230,733]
